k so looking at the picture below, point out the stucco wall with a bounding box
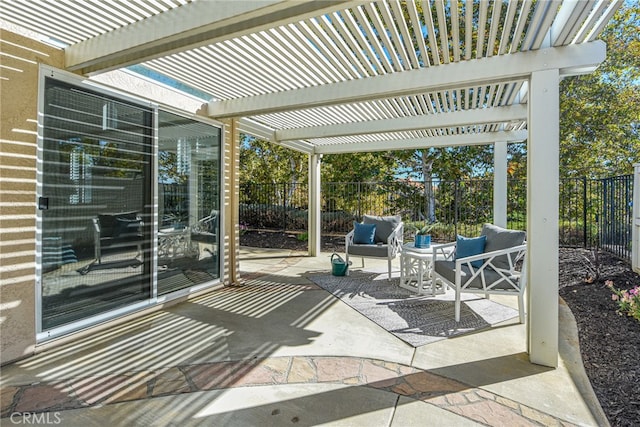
[0,30,65,363]
[0,28,240,365]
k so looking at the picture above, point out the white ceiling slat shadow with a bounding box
[0,0,620,154]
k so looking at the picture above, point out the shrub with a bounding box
[322,211,355,233]
[606,280,640,322]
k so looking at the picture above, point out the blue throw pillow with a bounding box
[353,222,376,244]
[455,235,487,268]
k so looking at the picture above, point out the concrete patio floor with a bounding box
[0,247,607,426]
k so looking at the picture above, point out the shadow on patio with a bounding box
[1,248,604,426]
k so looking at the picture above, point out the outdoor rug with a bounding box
[307,271,519,347]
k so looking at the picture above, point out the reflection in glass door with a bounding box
[39,77,153,331]
[157,110,221,295]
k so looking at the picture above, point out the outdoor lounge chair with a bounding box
[92,211,143,264]
[431,223,527,323]
[345,214,403,280]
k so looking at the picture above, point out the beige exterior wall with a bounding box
[0,29,241,365]
[0,30,65,363]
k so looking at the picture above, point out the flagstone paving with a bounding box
[0,250,594,426]
[2,354,578,426]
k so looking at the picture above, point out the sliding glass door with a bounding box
[38,71,223,338]
[39,77,153,330]
[157,110,221,295]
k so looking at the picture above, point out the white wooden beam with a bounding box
[548,0,592,47]
[66,0,357,75]
[313,130,527,155]
[237,118,276,141]
[493,141,508,228]
[208,41,606,118]
[235,118,316,155]
[527,69,559,368]
[275,105,527,141]
[278,140,316,154]
[584,0,623,43]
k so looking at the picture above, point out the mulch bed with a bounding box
[241,231,640,426]
[240,230,343,253]
[558,248,640,427]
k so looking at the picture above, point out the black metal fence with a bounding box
[599,175,634,259]
[239,175,634,261]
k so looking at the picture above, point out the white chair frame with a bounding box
[432,242,527,323]
[345,222,403,280]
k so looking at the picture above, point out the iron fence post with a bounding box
[283,182,287,231]
[357,182,361,220]
[454,180,459,238]
[582,176,587,248]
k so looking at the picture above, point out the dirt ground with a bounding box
[240,230,640,426]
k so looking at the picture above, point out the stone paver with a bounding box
[287,356,316,383]
[316,356,360,383]
[447,400,537,426]
[0,355,580,426]
[151,368,191,396]
[14,382,83,413]
[1,386,19,417]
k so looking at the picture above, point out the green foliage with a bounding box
[240,136,402,185]
[405,221,452,242]
[416,222,438,235]
[240,136,306,184]
[321,152,401,183]
[159,150,188,184]
[397,146,493,181]
[559,3,639,178]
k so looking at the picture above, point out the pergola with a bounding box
[1,0,622,368]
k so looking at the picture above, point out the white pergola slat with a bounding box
[311,129,528,154]
[275,105,527,142]
[1,0,623,369]
[207,42,605,119]
[64,0,359,74]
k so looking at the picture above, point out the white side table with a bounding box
[158,227,196,264]
[399,242,447,296]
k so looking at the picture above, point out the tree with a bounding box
[321,151,400,183]
[559,3,639,178]
[395,145,497,222]
[240,135,401,185]
[240,135,306,185]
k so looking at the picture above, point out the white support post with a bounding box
[308,153,322,257]
[493,141,508,228]
[527,70,560,368]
